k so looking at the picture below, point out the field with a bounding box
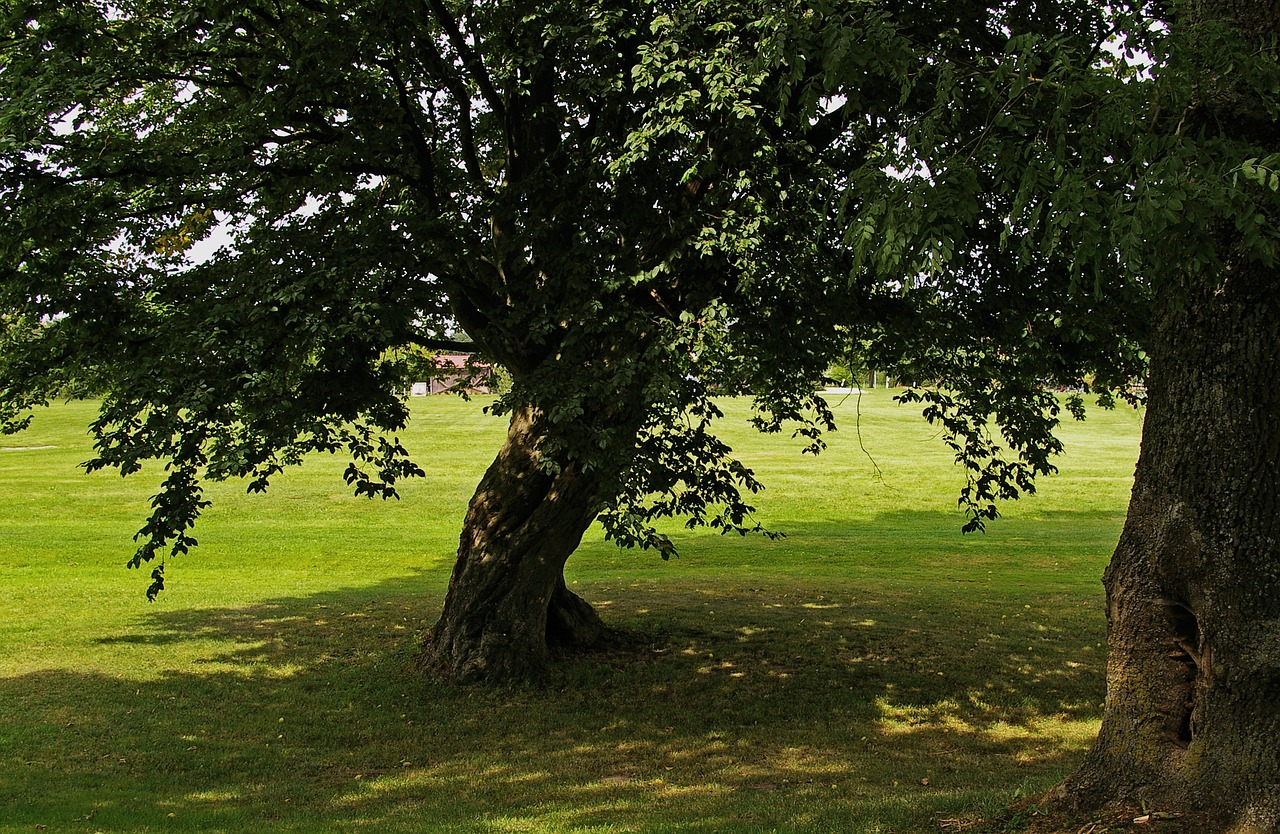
[0,392,1143,833]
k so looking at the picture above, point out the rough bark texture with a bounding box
[1058,256,1280,830]
[419,405,612,684]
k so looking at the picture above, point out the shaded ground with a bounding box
[953,804,1212,834]
[3,575,1107,833]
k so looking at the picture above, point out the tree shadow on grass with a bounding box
[3,571,1106,833]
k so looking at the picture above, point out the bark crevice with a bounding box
[1164,598,1201,747]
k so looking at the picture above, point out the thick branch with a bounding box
[407,27,493,196]
[421,0,506,123]
[379,54,441,212]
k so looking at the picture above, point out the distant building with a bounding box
[413,353,493,395]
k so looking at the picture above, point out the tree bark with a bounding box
[419,404,613,684]
[1055,2,1280,829]
[1058,257,1280,830]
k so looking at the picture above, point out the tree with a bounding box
[1058,3,1279,829]
[851,0,1279,828]
[5,0,1116,681]
[0,0,945,682]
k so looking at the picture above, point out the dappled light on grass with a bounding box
[874,695,1100,772]
[85,596,434,683]
[0,577,1107,832]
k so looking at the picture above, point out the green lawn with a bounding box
[0,392,1143,833]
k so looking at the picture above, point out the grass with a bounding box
[0,392,1144,833]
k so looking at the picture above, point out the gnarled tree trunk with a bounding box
[420,404,613,683]
[1059,257,1280,831]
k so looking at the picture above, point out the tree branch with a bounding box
[408,25,494,197]
[420,0,506,123]
[378,53,441,212]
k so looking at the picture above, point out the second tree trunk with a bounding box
[1059,258,1280,832]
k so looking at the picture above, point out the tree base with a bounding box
[418,578,615,685]
[546,576,612,649]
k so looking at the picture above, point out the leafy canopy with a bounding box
[4,0,1230,575]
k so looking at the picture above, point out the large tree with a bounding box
[0,0,986,682]
[0,0,810,681]
[1060,2,1279,828]
[853,0,1279,828]
[9,0,1108,684]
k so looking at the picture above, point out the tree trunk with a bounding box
[1058,258,1280,830]
[419,404,613,684]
